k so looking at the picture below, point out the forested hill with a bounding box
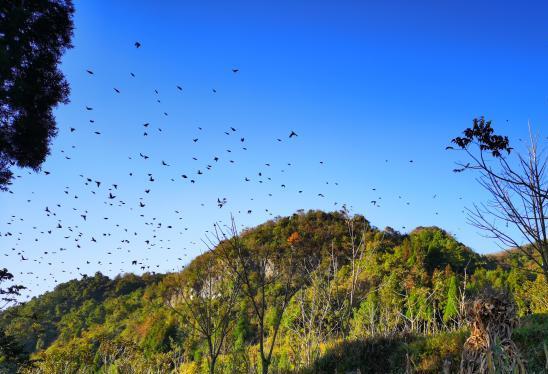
[1,210,547,373]
[1,272,164,354]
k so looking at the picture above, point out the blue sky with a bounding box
[2,0,547,299]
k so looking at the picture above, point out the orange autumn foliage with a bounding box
[287,231,301,246]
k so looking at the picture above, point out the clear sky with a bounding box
[2,0,547,299]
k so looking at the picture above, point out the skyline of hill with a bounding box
[2,210,546,373]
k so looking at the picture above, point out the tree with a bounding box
[377,271,404,336]
[341,210,369,335]
[0,268,25,311]
[0,268,28,370]
[335,207,380,337]
[451,117,548,282]
[286,255,341,368]
[443,275,459,324]
[402,286,434,334]
[0,0,74,190]
[166,254,240,374]
[350,290,379,338]
[0,328,29,372]
[210,218,304,374]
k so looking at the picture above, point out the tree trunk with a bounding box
[208,341,216,374]
[262,357,270,374]
[542,243,548,284]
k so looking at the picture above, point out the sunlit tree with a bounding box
[166,255,240,374]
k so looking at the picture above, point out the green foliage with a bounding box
[408,227,480,274]
[0,272,163,355]
[233,302,252,350]
[513,314,548,373]
[351,291,379,338]
[0,210,546,373]
[443,275,459,323]
[0,327,30,372]
[140,312,177,355]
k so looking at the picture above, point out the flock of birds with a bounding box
[1,41,444,301]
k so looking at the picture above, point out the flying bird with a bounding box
[217,198,227,208]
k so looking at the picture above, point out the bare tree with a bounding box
[339,207,386,337]
[287,254,342,368]
[457,262,470,328]
[207,217,304,374]
[451,118,547,282]
[166,254,240,374]
[345,211,368,311]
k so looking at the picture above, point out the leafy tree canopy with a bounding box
[0,0,74,190]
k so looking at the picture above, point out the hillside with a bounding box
[1,210,547,373]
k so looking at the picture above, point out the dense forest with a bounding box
[1,210,547,373]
